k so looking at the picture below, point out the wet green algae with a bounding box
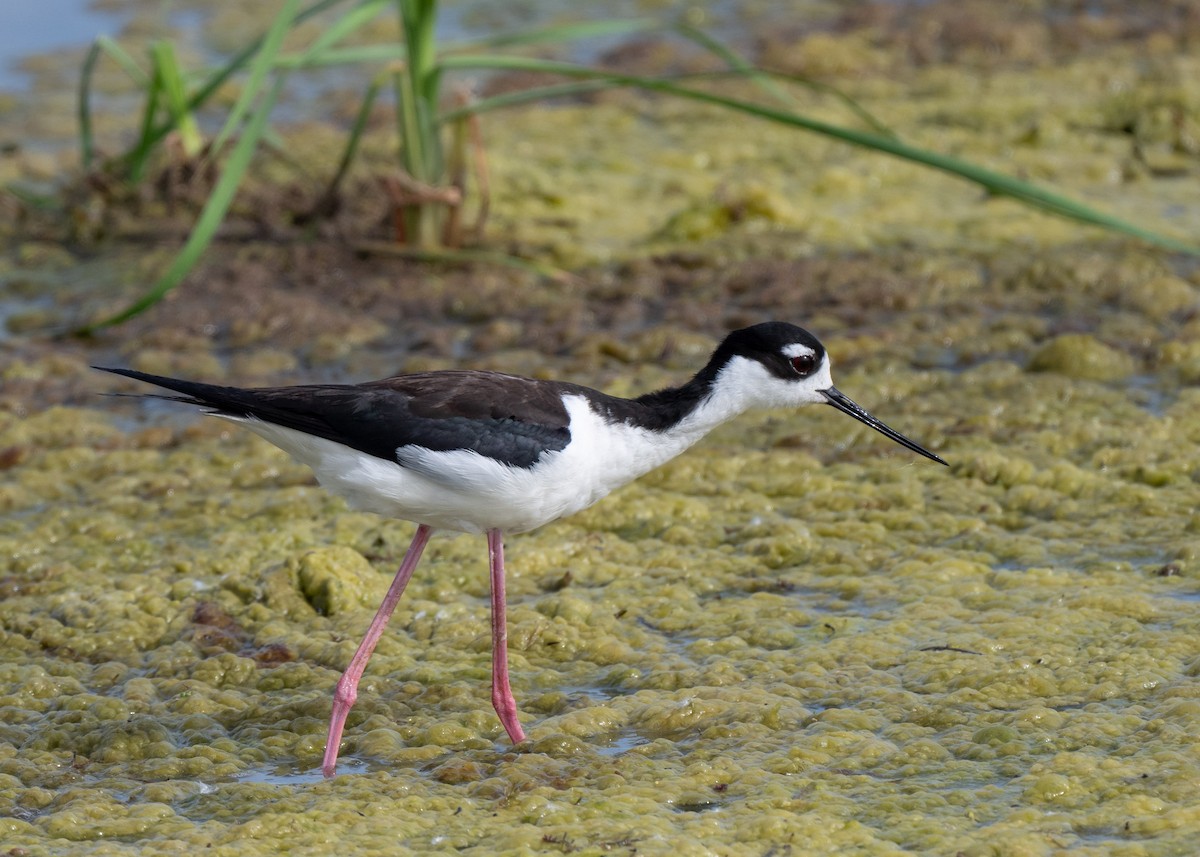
[4,315,1200,855]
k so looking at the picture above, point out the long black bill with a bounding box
[822,387,947,466]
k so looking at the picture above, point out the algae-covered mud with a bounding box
[4,2,1200,855]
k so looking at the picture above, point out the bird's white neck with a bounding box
[557,354,833,508]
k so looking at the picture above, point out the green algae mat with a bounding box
[4,249,1200,855]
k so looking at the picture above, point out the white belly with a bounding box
[222,395,708,534]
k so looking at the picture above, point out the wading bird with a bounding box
[98,321,945,776]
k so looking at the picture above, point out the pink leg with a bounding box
[488,529,527,744]
[322,523,433,777]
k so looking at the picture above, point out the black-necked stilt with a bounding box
[97,321,945,776]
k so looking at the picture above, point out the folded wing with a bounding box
[96,367,574,469]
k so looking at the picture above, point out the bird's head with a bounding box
[705,322,946,465]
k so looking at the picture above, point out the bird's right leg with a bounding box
[488,528,527,745]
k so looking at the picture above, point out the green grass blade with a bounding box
[298,0,390,63]
[210,0,301,158]
[400,0,440,117]
[79,36,152,170]
[673,23,894,138]
[393,67,438,245]
[116,0,353,171]
[319,75,385,203]
[674,21,791,107]
[395,0,443,246]
[76,75,288,334]
[128,63,165,182]
[462,17,893,138]
[274,19,661,70]
[397,0,432,178]
[439,55,1198,254]
[466,17,662,51]
[222,15,662,70]
[438,79,616,122]
[150,41,204,158]
[439,68,888,134]
[394,65,426,180]
[275,43,406,69]
[78,42,102,170]
[663,84,1196,252]
[182,0,351,107]
[93,34,151,84]
[4,182,62,210]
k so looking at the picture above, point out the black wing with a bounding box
[95,367,575,468]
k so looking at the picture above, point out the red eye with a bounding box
[790,354,816,376]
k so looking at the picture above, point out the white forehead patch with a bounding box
[782,343,816,359]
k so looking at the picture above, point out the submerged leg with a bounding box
[322,523,433,777]
[488,528,527,744]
